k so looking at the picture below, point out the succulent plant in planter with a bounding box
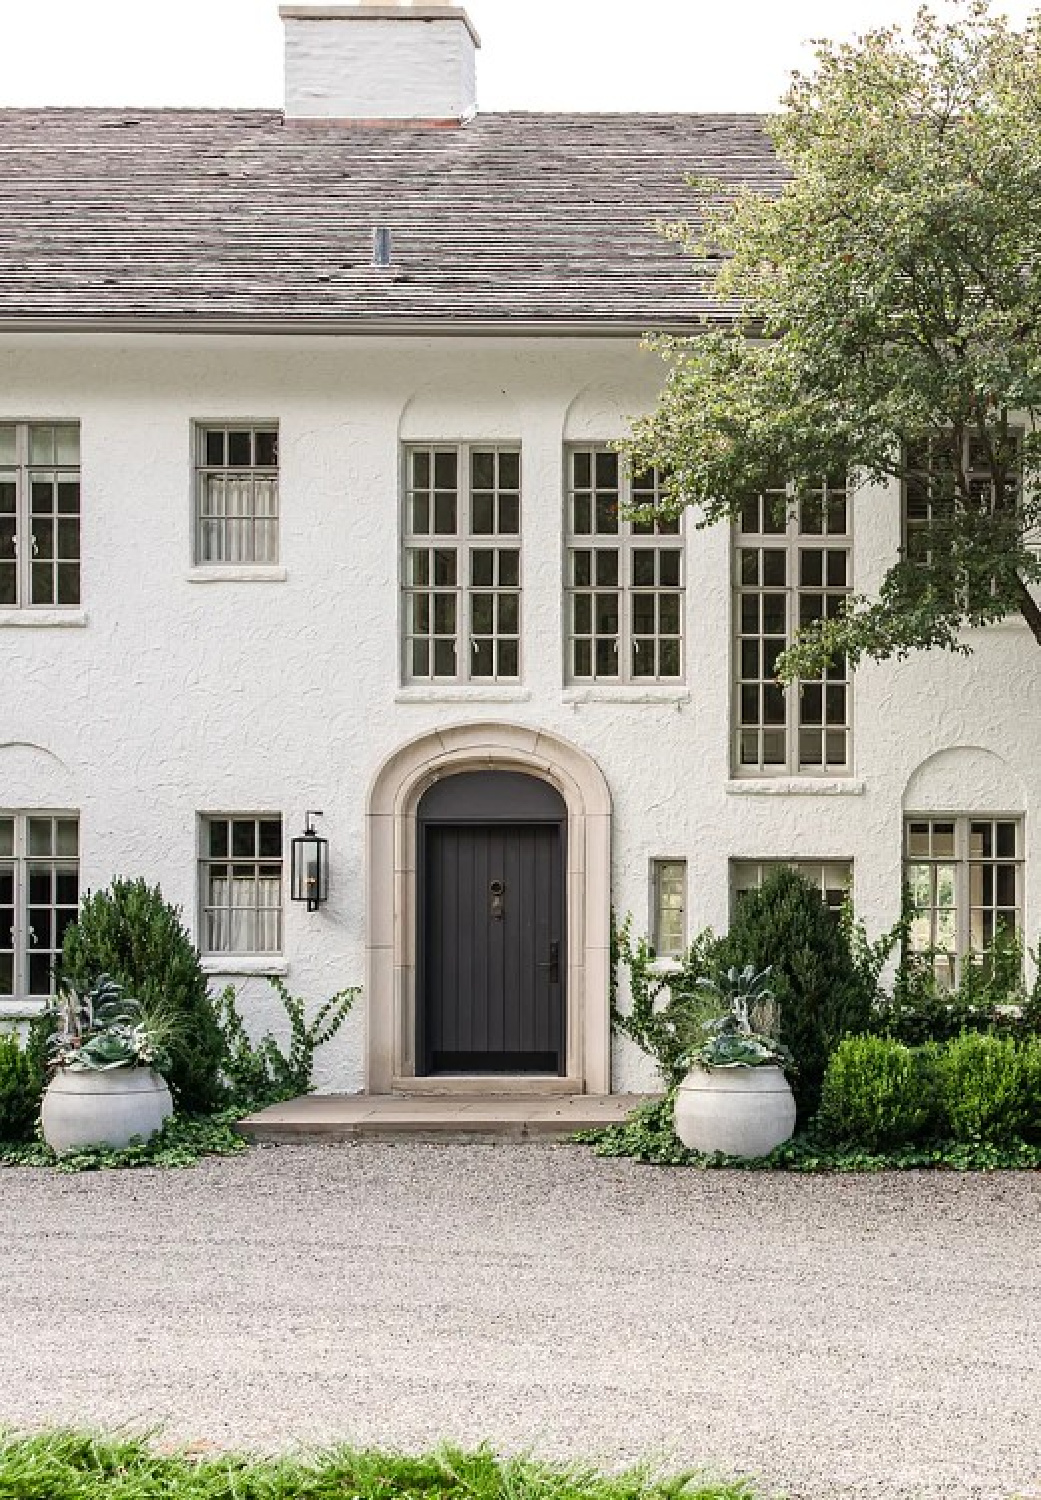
[41,975,176,1154]
[672,965,797,1158]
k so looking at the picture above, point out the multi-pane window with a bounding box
[735,480,851,774]
[651,859,686,958]
[732,859,851,917]
[904,432,1019,564]
[195,425,279,565]
[402,445,521,682]
[0,423,81,607]
[566,450,683,682]
[905,817,1022,986]
[200,816,283,955]
[0,814,80,1000]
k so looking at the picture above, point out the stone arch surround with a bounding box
[365,722,612,1094]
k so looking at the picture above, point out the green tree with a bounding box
[626,1,1041,672]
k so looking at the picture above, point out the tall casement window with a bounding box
[904,816,1022,985]
[735,480,852,774]
[0,423,81,608]
[0,814,80,1001]
[199,815,283,955]
[194,425,279,565]
[402,444,521,682]
[565,449,683,683]
[731,858,851,917]
[650,858,687,958]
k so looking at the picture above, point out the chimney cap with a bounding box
[278,3,480,48]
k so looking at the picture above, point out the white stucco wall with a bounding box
[0,331,1038,1094]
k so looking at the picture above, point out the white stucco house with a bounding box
[0,0,1035,1097]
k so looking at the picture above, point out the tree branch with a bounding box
[1015,574,1041,645]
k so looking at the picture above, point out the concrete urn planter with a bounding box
[41,1067,173,1155]
[674,1064,796,1158]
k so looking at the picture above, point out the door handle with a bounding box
[489,879,505,921]
[537,940,560,984]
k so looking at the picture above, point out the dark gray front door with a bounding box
[418,773,566,1075]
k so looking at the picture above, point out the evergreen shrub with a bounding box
[714,867,870,1122]
[817,1034,934,1149]
[60,879,225,1114]
[936,1032,1030,1144]
[0,1033,38,1142]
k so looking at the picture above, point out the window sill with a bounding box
[395,686,532,703]
[0,999,47,1019]
[186,566,287,584]
[200,956,288,977]
[726,778,866,797]
[562,686,690,704]
[0,609,87,628]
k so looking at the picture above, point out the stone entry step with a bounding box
[237,1093,652,1143]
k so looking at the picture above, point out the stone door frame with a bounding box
[365,722,612,1094]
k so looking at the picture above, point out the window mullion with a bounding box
[459,443,469,684]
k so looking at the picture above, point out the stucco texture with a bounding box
[1,332,1038,1093]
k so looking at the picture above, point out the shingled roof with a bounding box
[0,108,782,334]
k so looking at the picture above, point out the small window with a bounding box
[904,816,1022,986]
[199,815,283,954]
[195,425,279,565]
[0,422,81,608]
[651,858,686,957]
[0,812,80,1000]
[731,859,851,919]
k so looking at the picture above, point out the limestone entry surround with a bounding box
[365,722,612,1095]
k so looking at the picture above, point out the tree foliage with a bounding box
[626,1,1041,670]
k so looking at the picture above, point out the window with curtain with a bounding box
[195,425,279,565]
[200,815,283,955]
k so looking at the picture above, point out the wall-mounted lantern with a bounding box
[291,810,329,912]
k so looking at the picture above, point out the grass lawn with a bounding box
[0,1433,758,1500]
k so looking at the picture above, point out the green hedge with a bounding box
[818,1031,1041,1148]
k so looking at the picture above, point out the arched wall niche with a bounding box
[902,746,1025,813]
[399,381,521,442]
[365,722,612,1095]
[0,742,76,808]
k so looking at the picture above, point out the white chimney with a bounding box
[280,2,481,124]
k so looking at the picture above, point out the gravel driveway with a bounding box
[3,1142,1040,1500]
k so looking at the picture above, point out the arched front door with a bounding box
[417,770,567,1075]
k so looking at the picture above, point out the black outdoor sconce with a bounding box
[291,810,329,912]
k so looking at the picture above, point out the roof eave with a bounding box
[0,315,735,338]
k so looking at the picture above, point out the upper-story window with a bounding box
[0,813,80,1001]
[194,425,279,566]
[904,431,1019,564]
[402,444,521,683]
[0,423,81,608]
[905,816,1022,987]
[734,480,851,775]
[565,449,683,683]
